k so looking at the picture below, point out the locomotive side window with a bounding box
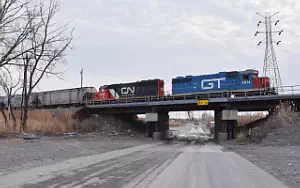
[172,79,182,84]
[226,71,238,78]
[242,75,249,80]
[183,78,192,83]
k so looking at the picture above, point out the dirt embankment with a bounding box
[223,102,300,188]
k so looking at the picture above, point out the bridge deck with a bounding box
[86,93,300,111]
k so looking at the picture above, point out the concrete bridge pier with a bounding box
[145,112,169,140]
[214,109,238,142]
[226,120,237,139]
[214,109,225,142]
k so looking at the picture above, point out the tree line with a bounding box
[0,0,73,132]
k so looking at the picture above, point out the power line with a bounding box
[255,12,283,94]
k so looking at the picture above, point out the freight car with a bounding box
[172,69,274,97]
[0,87,97,109]
[34,87,97,107]
[94,79,164,101]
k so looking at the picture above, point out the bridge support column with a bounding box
[145,112,169,140]
[214,109,225,142]
[214,109,238,142]
[226,120,237,139]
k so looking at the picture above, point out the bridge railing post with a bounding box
[292,86,294,95]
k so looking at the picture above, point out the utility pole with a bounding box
[80,69,83,88]
[255,12,283,93]
[255,12,283,94]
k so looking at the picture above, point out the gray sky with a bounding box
[38,0,300,93]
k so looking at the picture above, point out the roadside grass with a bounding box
[0,110,76,133]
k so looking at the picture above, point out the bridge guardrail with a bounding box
[88,85,300,106]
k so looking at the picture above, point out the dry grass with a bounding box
[0,110,76,133]
[169,120,184,127]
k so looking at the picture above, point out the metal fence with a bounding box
[88,85,300,106]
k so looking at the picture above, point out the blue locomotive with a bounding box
[172,69,271,95]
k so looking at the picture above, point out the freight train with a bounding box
[93,69,275,101]
[0,69,275,108]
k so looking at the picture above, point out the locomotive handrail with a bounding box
[88,85,300,106]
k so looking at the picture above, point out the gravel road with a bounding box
[223,142,300,188]
[0,142,288,188]
[222,119,300,188]
[0,134,154,175]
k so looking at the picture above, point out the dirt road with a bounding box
[0,142,288,188]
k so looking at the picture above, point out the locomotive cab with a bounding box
[94,85,114,101]
[253,77,270,89]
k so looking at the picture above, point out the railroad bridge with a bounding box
[86,87,300,141]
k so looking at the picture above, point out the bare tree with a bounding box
[0,0,36,68]
[20,0,73,131]
[0,66,22,131]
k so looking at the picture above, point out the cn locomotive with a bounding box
[93,79,164,101]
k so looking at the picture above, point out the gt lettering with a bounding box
[201,78,226,90]
[121,87,135,95]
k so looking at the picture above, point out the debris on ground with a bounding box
[22,132,40,140]
[63,132,80,138]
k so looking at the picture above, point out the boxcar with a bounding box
[94,79,164,101]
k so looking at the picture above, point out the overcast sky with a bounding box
[37,0,300,93]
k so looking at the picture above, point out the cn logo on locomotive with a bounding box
[121,86,135,95]
[201,78,226,90]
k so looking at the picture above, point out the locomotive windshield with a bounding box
[99,85,108,92]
